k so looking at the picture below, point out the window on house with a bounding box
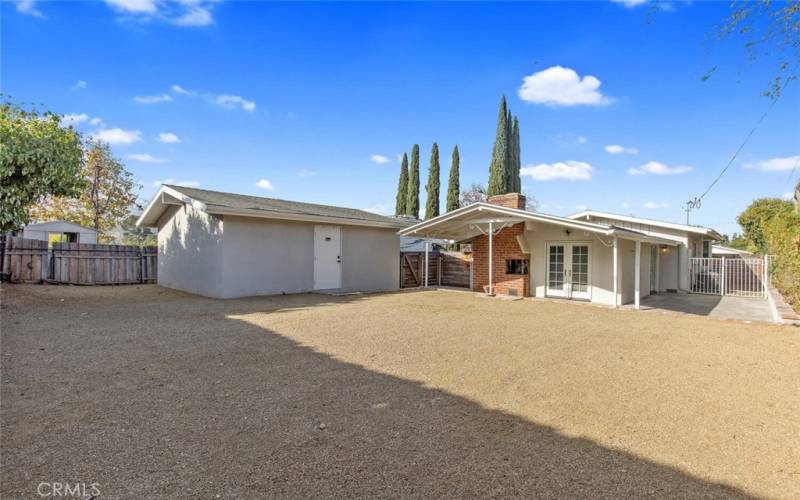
[47,232,78,247]
[506,259,528,275]
[702,240,711,258]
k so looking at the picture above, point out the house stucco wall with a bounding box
[157,204,224,298]
[524,223,651,307]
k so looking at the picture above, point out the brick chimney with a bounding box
[488,193,526,210]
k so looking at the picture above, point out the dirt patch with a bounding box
[2,284,798,498]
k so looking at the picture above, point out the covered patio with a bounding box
[398,194,679,309]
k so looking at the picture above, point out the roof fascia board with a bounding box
[568,210,719,237]
[205,206,403,229]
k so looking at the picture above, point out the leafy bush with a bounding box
[738,198,800,305]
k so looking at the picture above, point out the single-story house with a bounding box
[19,220,98,245]
[399,193,723,308]
[137,185,407,299]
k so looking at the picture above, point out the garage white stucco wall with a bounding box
[157,204,224,298]
[157,209,400,299]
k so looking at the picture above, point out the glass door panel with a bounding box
[546,244,568,297]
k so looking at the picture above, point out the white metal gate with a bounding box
[688,256,770,298]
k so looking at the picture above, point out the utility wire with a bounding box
[697,75,794,202]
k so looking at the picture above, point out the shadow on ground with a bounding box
[1,285,754,498]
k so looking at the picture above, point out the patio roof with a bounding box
[398,203,679,246]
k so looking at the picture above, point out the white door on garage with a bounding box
[314,225,342,290]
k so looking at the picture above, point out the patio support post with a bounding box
[634,240,641,309]
[720,256,726,296]
[612,237,619,307]
[488,221,494,295]
[424,240,429,288]
[763,254,768,298]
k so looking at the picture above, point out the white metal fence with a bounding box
[688,256,770,298]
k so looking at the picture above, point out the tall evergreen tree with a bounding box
[487,96,510,196]
[511,116,521,193]
[406,144,420,218]
[395,153,409,215]
[446,145,460,212]
[425,143,441,219]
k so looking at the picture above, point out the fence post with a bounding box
[763,254,769,299]
[720,256,725,296]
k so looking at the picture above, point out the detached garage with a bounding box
[137,185,405,299]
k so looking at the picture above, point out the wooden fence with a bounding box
[1,237,157,285]
[400,250,471,289]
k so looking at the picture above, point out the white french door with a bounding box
[546,242,591,300]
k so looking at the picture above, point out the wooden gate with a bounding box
[400,251,470,289]
[1,237,157,285]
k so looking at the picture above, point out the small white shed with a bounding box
[21,221,98,245]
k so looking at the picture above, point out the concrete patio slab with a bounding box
[632,292,775,323]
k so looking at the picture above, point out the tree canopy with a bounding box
[395,153,409,215]
[31,140,139,243]
[446,146,460,212]
[0,100,85,233]
[487,96,522,196]
[406,144,420,218]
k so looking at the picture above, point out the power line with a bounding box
[684,73,795,223]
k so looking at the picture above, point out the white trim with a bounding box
[398,203,679,246]
[568,210,723,240]
[613,237,619,308]
[634,240,641,309]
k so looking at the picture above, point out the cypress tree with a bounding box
[406,144,420,218]
[487,96,510,196]
[511,116,521,193]
[425,143,441,219]
[395,153,409,215]
[446,145,460,212]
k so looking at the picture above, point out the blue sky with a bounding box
[3,0,798,235]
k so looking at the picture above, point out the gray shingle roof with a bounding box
[166,185,413,227]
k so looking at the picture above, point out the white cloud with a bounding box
[605,144,638,155]
[153,179,199,188]
[611,0,648,6]
[134,93,173,104]
[158,132,181,143]
[297,169,316,178]
[364,204,389,215]
[627,161,692,176]
[521,161,593,181]
[577,136,587,144]
[89,117,104,126]
[172,5,213,26]
[104,0,157,14]
[104,0,216,27]
[370,154,390,164]
[171,84,193,96]
[15,0,44,17]
[128,153,166,163]
[215,95,256,112]
[72,80,88,90]
[743,155,800,172]
[644,202,669,209]
[255,179,274,190]
[518,66,611,107]
[92,128,143,145]
[781,192,794,201]
[61,113,89,127]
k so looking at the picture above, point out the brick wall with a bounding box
[472,222,529,296]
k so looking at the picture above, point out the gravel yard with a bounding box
[2,284,798,498]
